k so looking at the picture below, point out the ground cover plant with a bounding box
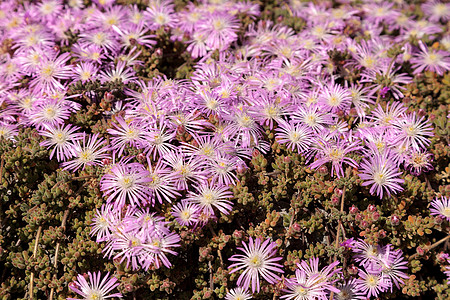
[0,0,449,299]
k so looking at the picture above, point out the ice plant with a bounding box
[225,287,252,300]
[100,162,153,209]
[430,196,450,222]
[229,237,284,293]
[354,269,389,298]
[60,133,110,171]
[186,181,234,216]
[38,123,83,161]
[359,151,405,199]
[410,41,450,76]
[310,136,361,178]
[68,271,122,300]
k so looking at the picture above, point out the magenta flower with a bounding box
[90,204,119,242]
[144,0,178,30]
[71,62,99,83]
[198,12,239,51]
[282,258,340,300]
[223,106,263,149]
[68,271,122,300]
[99,60,137,84]
[292,104,335,133]
[60,133,110,171]
[353,239,383,268]
[107,116,148,157]
[229,237,284,293]
[225,287,252,300]
[369,102,407,127]
[207,152,239,186]
[186,181,233,216]
[359,151,404,199]
[171,200,201,227]
[310,136,361,178]
[393,112,434,151]
[163,150,208,190]
[410,41,450,76]
[281,269,328,300]
[430,196,450,221]
[354,269,389,299]
[319,79,352,113]
[29,97,73,129]
[405,149,433,176]
[100,163,153,209]
[334,279,366,300]
[146,157,181,205]
[0,122,18,141]
[38,123,83,161]
[377,246,408,290]
[30,51,72,93]
[276,119,313,154]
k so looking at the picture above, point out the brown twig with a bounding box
[423,173,434,193]
[29,226,42,300]
[0,155,4,185]
[48,210,70,300]
[71,175,96,181]
[208,261,214,291]
[409,234,450,260]
[329,186,346,300]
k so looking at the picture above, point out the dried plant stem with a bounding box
[71,175,96,181]
[29,226,42,300]
[0,155,4,231]
[329,186,346,300]
[208,261,214,291]
[0,155,4,185]
[48,210,70,300]
[409,234,450,260]
[423,173,434,192]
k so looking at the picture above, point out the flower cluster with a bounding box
[0,0,449,299]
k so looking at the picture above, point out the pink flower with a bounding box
[68,271,122,300]
[359,150,404,199]
[229,237,284,293]
[430,196,450,222]
[100,162,153,209]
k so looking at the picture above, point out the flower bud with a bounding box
[367,204,376,212]
[237,164,247,174]
[348,264,358,275]
[318,165,328,174]
[137,152,146,162]
[349,205,358,214]
[390,215,400,226]
[416,246,425,256]
[291,223,301,232]
[331,196,339,206]
[104,91,114,102]
[372,211,380,221]
[360,220,368,228]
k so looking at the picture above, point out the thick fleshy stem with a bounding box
[28,226,42,300]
